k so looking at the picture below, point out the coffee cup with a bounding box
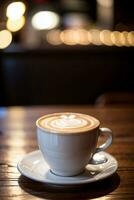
[36,112,113,177]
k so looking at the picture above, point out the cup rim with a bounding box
[36,112,100,135]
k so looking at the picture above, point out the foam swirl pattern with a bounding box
[37,113,100,134]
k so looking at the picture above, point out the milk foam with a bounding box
[48,114,88,129]
[38,113,100,134]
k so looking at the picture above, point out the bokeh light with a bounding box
[75,29,89,45]
[46,29,62,45]
[127,31,134,46]
[32,11,60,30]
[7,16,25,32]
[89,29,102,45]
[111,31,122,46]
[97,0,113,8]
[60,29,77,45]
[46,29,134,46]
[100,30,113,46]
[6,2,26,20]
[0,30,12,49]
[119,31,129,46]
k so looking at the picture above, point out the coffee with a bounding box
[37,113,100,134]
[36,112,113,176]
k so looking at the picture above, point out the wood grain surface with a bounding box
[0,105,134,200]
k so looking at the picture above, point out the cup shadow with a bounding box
[18,172,120,200]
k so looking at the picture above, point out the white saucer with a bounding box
[17,150,118,186]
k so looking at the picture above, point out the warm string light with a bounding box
[6,1,26,33]
[60,29,77,45]
[7,16,25,32]
[0,30,12,49]
[89,29,102,45]
[100,30,113,46]
[0,1,26,49]
[127,31,134,46]
[75,29,90,45]
[46,29,134,47]
[46,29,62,45]
[6,2,26,20]
[1,1,134,48]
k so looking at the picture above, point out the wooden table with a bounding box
[0,105,134,199]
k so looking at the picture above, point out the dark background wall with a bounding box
[1,46,134,106]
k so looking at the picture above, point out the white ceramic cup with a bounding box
[36,112,113,177]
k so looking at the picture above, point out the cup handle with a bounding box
[95,127,113,153]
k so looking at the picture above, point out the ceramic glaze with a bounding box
[36,112,113,176]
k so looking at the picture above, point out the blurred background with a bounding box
[0,0,134,106]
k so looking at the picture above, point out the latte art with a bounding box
[37,113,100,134]
[47,114,88,129]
